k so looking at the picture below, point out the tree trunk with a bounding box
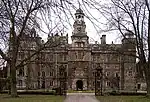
[146,63,150,97]
[9,27,19,97]
[147,80,150,97]
[10,62,18,97]
[143,62,150,97]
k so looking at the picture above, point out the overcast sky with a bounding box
[39,0,121,44]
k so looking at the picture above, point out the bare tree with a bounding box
[0,0,81,97]
[87,0,150,97]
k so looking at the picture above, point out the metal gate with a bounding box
[95,66,103,96]
[59,65,67,96]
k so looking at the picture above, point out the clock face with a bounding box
[77,20,82,24]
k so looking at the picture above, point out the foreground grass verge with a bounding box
[0,94,65,102]
[97,96,150,102]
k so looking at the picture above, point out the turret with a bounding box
[71,8,89,47]
[122,31,136,50]
[72,8,87,36]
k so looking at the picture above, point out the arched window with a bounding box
[42,71,45,77]
[50,71,53,76]
[50,81,53,86]
[38,80,40,89]
[106,81,111,87]
[78,15,81,18]
[18,80,23,86]
[18,68,24,76]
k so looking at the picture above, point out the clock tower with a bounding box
[71,8,89,47]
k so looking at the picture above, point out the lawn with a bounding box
[1,94,150,102]
[0,94,65,102]
[97,96,150,102]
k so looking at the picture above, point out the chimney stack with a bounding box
[101,35,106,44]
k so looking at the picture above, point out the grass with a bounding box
[0,94,65,102]
[96,96,150,102]
[1,94,150,102]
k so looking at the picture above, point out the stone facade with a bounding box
[9,8,138,91]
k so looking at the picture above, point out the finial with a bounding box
[78,1,81,9]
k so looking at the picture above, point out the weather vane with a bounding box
[78,0,81,9]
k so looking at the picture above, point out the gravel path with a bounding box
[64,93,100,102]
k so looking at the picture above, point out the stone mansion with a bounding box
[9,8,140,91]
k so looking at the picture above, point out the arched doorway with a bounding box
[76,80,83,91]
[42,80,45,88]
